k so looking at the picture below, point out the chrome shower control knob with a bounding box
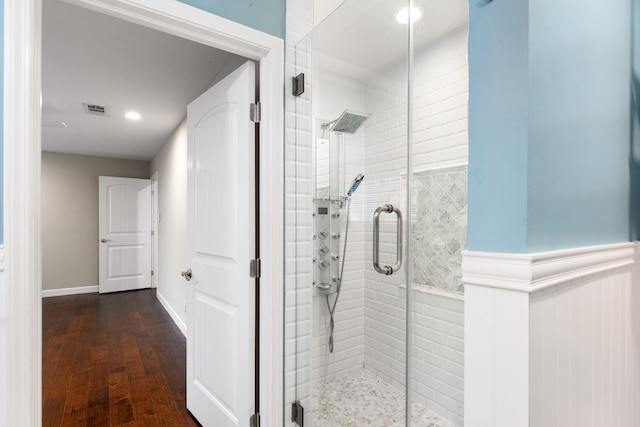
[318,259,330,270]
[316,282,332,291]
[318,228,329,240]
[331,253,340,261]
[318,245,329,256]
[331,211,340,218]
[332,233,341,239]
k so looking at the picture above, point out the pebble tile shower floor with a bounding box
[312,369,456,427]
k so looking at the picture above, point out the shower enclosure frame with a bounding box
[286,0,469,425]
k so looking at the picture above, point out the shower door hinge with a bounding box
[250,413,260,427]
[250,258,261,278]
[250,102,261,123]
[291,400,304,426]
[292,73,305,97]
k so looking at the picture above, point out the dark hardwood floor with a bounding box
[43,289,201,426]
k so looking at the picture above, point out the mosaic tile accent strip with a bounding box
[412,166,467,294]
[312,369,456,427]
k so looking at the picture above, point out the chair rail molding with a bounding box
[462,241,636,293]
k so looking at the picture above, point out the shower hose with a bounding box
[326,197,351,354]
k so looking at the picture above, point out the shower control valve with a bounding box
[331,253,340,261]
[332,233,341,239]
[331,276,340,283]
[318,228,329,240]
[318,245,329,256]
[318,259,330,270]
[331,211,340,218]
[316,282,332,291]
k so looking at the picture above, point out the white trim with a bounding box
[4,1,43,426]
[61,0,280,60]
[41,285,98,298]
[462,241,635,293]
[463,241,639,427]
[401,159,468,176]
[156,290,187,337]
[4,1,284,426]
[150,171,158,289]
[399,282,465,301]
[0,245,5,422]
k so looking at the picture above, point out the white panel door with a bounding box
[98,176,152,293]
[185,61,256,427]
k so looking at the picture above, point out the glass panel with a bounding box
[409,0,469,426]
[284,29,315,423]
[287,0,469,426]
[308,0,410,425]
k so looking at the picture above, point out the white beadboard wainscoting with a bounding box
[463,242,640,427]
[0,245,6,424]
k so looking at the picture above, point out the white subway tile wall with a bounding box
[286,2,468,424]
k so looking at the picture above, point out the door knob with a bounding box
[181,268,192,281]
[100,239,111,243]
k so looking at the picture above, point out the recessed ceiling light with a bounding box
[395,6,422,24]
[125,111,141,121]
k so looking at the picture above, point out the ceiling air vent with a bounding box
[83,103,109,116]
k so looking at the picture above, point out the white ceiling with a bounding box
[312,0,468,80]
[42,0,241,161]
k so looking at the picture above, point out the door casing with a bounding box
[3,0,284,425]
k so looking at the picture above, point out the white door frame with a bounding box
[3,0,284,425]
[150,171,158,289]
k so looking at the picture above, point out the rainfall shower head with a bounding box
[322,110,371,134]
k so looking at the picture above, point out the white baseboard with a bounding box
[41,285,98,298]
[156,291,187,337]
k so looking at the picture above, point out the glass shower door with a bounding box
[307,0,413,424]
[285,0,469,425]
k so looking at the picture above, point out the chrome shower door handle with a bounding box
[372,204,403,276]
[181,268,192,281]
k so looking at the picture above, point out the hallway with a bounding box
[42,289,200,426]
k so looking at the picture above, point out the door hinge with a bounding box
[291,401,304,426]
[151,270,154,276]
[250,258,261,278]
[250,102,261,123]
[292,73,305,97]
[151,230,154,236]
[250,413,260,427]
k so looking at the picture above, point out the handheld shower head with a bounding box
[346,173,365,198]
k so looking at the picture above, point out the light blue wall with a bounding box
[178,0,285,39]
[631,0,640,242]
[467,0,529,253]
[528,0,631,251]
[468,0,634,253]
